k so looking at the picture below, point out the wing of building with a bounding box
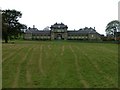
[24,23,101,40]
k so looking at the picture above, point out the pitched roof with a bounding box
[25,28,50,35]
[38,31,50,35]
[68,28,100,35]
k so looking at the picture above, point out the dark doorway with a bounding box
[56,34,62,40]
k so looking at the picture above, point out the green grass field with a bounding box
[2,40,118,88]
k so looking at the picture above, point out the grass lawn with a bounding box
[2,40,118,88]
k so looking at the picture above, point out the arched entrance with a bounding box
[56,34,62,40]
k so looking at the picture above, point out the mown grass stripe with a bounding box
[2,44,20,58]
[25,45,43,88]
[12,47,33,88]
[18,46,35,88]
[75,45,118,88]
[38,45,46,76]
[69,45,89,88]
[2,45,24,63]
[2,46,28,88]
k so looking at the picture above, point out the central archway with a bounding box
[56,34,62,40]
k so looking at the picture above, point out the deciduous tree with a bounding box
[106,20,120,36]
[2,9,26,43]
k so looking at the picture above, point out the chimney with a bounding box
[28,27,31,29]
[94,27,95,30]
[33,25,35,28]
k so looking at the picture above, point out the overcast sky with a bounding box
[0,0,119,35]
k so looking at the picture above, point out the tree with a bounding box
[2,9,26,43]
[105,20,120,40]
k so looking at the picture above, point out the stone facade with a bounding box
[24,23,101,40]
[50,23,68,40]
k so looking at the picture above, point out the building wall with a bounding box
[88,34,101,40]
[51,28,67,40]
[24,33,32,40]
[32,34,51,40]
[67,34,88,40]
[24,31,101,40]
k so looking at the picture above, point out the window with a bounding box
[92,35,94,37]
[57,30,61,32]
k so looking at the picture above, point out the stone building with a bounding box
[50,23,68,40]
[24,23,101,40]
